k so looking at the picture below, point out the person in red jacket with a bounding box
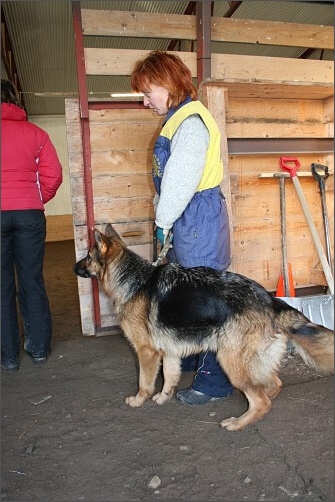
[1,79,63,372]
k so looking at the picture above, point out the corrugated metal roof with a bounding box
[1,1,333,116]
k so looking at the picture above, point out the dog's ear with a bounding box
[105,223,121,240]
[94,228,103,243]
[94,229,109,256]
[94,228,107,248]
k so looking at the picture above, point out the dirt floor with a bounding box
[1,240,334,502]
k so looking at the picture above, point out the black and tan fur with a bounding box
[74,224,334,431]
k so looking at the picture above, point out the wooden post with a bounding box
[199,83,235,271]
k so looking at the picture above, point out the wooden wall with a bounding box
[67,6,334,336]
[66,100,161,334]
[200,81,333,289]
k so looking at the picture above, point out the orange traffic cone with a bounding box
[275,263,295,297]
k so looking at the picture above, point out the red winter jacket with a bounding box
[1,102,63,211]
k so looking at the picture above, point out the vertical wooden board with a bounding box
[72,226,95,336]
[67,98,161,335]
[199,83,235,270]
[76,278,96,336]
[323,96,334,123]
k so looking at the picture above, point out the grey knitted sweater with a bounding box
[154,114,210,230]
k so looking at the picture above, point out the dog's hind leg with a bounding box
[216,334,283,431]
[264,373,282,399]
[152,355,181,405]
[125,344,162,408]
[219,385,272,431]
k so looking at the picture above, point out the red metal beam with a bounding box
[196,2,212,84]
[224,1,243,17]
[299,47,318,59]
[72,1,101,331]
[88,101,146,110]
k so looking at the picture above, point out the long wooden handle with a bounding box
[291,175,334,295]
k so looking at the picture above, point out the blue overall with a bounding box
[153,98,233,397]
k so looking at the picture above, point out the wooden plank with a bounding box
[89,123,160,150]
[227,97,325,122]
[89,107,163,125]
[90,150,153,175]
[201,81,334,101]
[84,48,334,87]
[65,98,81,123]
[211,17,334,50]
[46,215,74,242]
[74,221,154,253]
[84,47,196,76]
[82,9,195,40]
[82,9,334,50]
[73,225,95,336]
[72,197,155,226]
[211,53,334,86]
[228,138,334,155]
[226,121,331,139]
[92,174,155,199]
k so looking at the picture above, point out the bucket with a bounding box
[279,295,334,349]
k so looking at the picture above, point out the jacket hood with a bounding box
[1,102,27,121]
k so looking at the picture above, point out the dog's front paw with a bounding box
[152,391,172,405]
[125,394,146,407]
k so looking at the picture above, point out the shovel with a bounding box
[279,157,334,295]
[311,163,333,276]
[274,173,295,297]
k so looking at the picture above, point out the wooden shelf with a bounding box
[203,80,334,100]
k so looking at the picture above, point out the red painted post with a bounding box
[72,2,101,331]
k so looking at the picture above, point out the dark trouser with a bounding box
[181,352,233,397]
[1,210,52,365]
[163,187,233,397]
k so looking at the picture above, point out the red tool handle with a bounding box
[279,157,301,178]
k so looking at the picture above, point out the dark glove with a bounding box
[156,227,166,246]
[156,227,174,246]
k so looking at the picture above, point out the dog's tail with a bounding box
[276,302,334,374]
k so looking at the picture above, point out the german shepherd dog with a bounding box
[74,224,334,431]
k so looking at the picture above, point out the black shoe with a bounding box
[2,361,19,372]
[26,350,50,364]
[176,387,233,406]
[32,356,48,364]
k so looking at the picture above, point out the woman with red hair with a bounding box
[131,51,233,405]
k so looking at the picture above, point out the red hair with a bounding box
[130,50,197,108]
